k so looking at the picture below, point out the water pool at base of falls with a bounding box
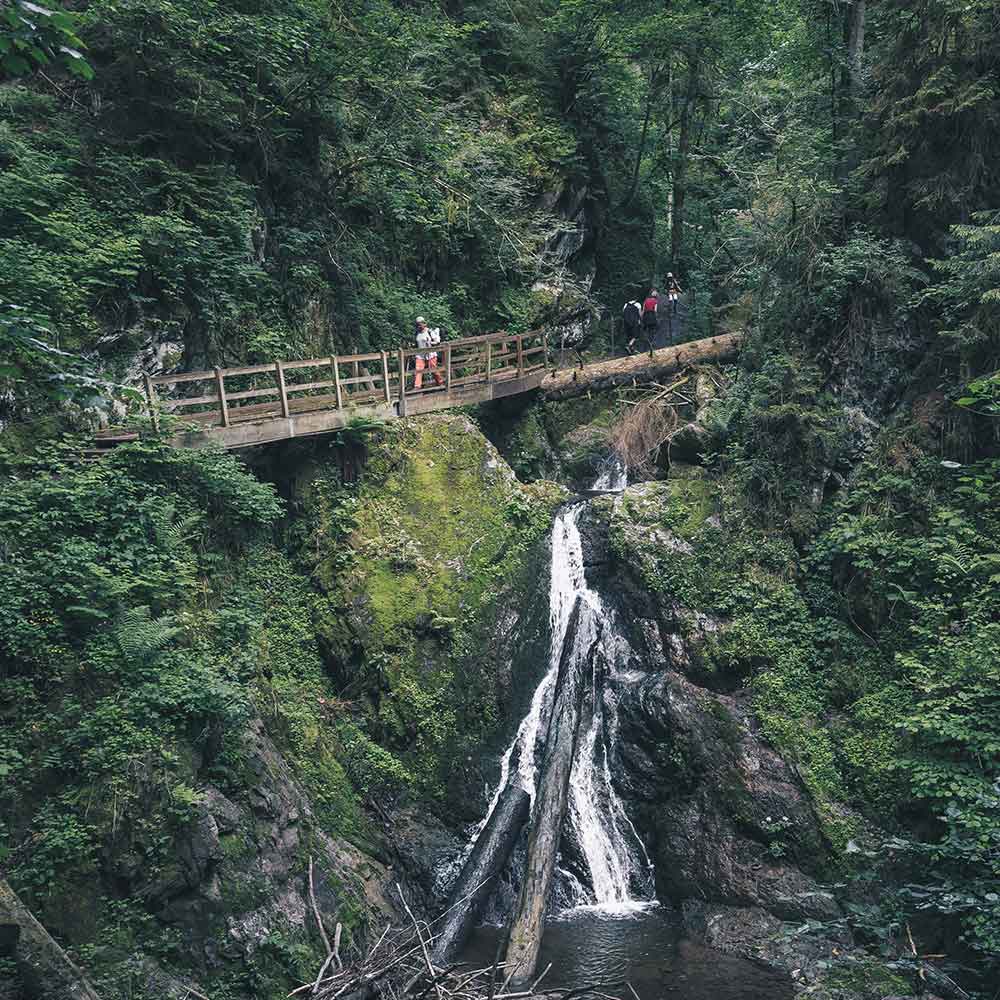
[459,906,793,1000]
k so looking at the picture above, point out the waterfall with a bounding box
[478,505,590,825]
[559,524,653,910]
[590,456,627,492]
[439,473,652,966]
[481,476,652,911]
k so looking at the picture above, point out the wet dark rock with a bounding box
[559,423,613,490]
[388,805,465,914]
[616,672,838,922]
[668,421,713,463]
[680,900,851,982]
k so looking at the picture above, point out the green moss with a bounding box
[298,415,565,804]
[806,958,914,1000]
[486,395,620,484]
[660,476,715,539]
[219,830,254,862]
[347,417,520,633]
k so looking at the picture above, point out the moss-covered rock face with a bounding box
[598,476,861,845]
[297,414,566,818]
[484,395,620,488]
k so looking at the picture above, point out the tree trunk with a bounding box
[843,0,866,103]
[670,49,700,275]
[621,65,665,211]
[431,784,530,964]
[541,331,742,401]
[837,0,867,192]
[0,879,103,1000]
[504,599,591,988]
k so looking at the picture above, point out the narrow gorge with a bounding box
[3,1,999,998]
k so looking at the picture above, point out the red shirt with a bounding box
[643,296,658,314]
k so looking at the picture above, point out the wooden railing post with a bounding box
[485,340,492,382]
[445,344,452,392]
[214,367,230,427]
[275,361,290,418]
[397,349,406,402]
[332,356,343,409]
[380,351,391,403]
[143,373,160,432]
[516,335,524,378]
[542,333,550,368]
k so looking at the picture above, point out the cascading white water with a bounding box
[476,467,653,913]
[479,506,590,827]
[590,457,627,492]
[559,527,651,910]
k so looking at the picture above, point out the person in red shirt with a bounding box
[638,291,659,356]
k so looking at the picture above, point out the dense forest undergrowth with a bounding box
[2,0,1000,998]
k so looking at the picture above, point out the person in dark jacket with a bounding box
[623,299,642,354]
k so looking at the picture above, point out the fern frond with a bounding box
[114,605,181,662]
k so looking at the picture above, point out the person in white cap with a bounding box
[665,273,682,314]
[414,316,443,389]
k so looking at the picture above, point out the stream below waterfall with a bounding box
[459,907,793,1000]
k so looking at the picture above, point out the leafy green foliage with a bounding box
[3,0,1000,991]
[0,303,140,419]
[0,0,93,80]
[930,211,1000,389]
[608,445,1000,974]
[0,444,284,943]
[0,0,587,397]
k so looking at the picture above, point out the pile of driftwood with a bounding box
[292,881,628,1000]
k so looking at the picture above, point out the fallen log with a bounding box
[540,332,743,401]
[432,782,531,964]
[0,878,102,1000]
[504,598,593,988]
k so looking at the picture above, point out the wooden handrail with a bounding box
[143,328,550,432]
[150,330,545,386]
[134,331,744,448]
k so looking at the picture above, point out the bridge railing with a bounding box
[143,329,549,430]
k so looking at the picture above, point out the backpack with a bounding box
[623,302,641,328]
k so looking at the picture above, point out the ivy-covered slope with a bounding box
[0,416,561,999]
[0,0,624,380]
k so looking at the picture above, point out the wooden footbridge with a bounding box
[136,329,742,451]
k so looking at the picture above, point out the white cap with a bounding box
[416,316,427,324]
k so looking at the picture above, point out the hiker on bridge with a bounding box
[622,298,642,355]
[626,290,658,357]
[414,316,444,389]
[665,273,682,315]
